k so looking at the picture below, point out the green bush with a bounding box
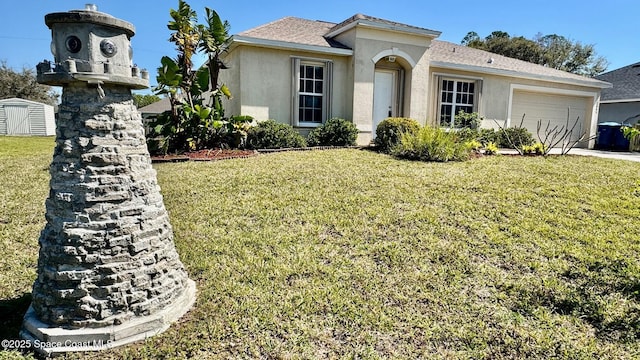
[440,126,533,150]
[454,111,482,129]
[478,128,500,146]
[391,126,472,162]
[246,120,307,149]
[498,127,534,148]
[455,128,480,143]
[307,118,359,147]
[374,117,420,153]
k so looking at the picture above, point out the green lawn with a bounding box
[1,136,639,359]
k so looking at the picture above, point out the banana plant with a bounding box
[150,1,235,153]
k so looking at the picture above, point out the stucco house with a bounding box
[595,62,640,125]
[219,14,611,147]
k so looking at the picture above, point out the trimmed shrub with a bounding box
[307,118,359,147]
[375,117,420,153]
[246,120,307,149]
[498,127,534,148]
[455,128,480,143]
[454,111,482,129]
[478,128,500,146]
[391,126,472,162]
[444,127,533,149]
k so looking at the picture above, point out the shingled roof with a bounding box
[325,13,440,38]
[238,16,349,49]
[429,40,609,88]
[595,63,640,102]
[138,97,170,115]
[232,15,610,89]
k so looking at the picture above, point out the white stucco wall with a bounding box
[219,48,241,117]
[340,26,432,144]
[220,45,351,127]
[221,24,604,147]
[427,67,603,147]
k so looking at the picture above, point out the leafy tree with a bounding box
[0,62,58,105]
[461,31,608,76]
[133,94,162,108]
[461,31,482,48]
[535,34,608,76]
[149,0,239,153]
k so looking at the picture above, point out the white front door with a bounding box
[373,70,397,138]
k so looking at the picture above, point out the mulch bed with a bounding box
[151,146,365,163]
[151,149,258,163]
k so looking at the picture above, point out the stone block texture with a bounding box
[30,83,193,329]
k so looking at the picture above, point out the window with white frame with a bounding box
[293,58,332,126]
[438,78,478,128]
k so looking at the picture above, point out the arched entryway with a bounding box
[371,49,414,137]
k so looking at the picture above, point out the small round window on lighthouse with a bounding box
[65,36,82,53]
[100,39,118,57]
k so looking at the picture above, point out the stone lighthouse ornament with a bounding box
[21,5,196,356]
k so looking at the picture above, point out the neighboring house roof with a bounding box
[138,97,170,115]
[595,62,640,102]
[229,14,610,89]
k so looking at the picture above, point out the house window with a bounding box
[439,79,477,128]
[293,58,332,126]
[299,64,324,123]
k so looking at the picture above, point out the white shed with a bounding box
[0,98,56,136]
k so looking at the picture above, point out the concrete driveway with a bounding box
[560,148,640,162]
[499,148,640,162]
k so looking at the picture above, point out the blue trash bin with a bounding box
[596,122,621,150]
[613,126,630,150]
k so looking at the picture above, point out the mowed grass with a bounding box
[1,136,639,359]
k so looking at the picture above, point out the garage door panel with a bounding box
[512,91,588,144]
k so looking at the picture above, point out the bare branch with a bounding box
[494,115,526,155]
[536,108,589,156]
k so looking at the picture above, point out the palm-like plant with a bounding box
[150,1,234,153]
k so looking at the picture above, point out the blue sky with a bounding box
[1,0,637,91]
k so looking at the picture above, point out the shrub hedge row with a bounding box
[246,118,358,149]
[244,116,534,157]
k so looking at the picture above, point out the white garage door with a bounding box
[511,91,589,143]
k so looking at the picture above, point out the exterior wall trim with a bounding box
[600,98,640,104]
[371,48,417,68]
[229,35,354,56]
[325,19,441,39]
[432,72,484,81]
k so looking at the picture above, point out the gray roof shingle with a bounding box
[327,13,440,37]
[595,63,640,101]
[429,40,608,87]
[233,15,610,89]
[239,16,349,49]
[138,97,170,115]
